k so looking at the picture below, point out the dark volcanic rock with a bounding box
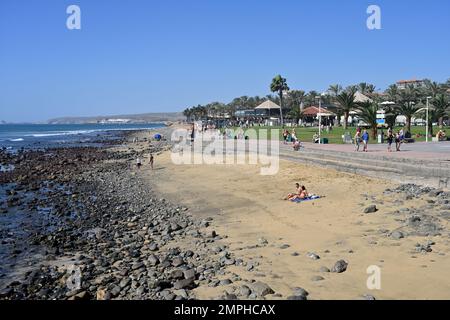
[364,205,378,214]
[250,281,274,297]
[331,260,348,273]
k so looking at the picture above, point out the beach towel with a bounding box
[291,195,321,203]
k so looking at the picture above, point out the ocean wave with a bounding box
[9,138,24,142]
[26,127,159,138]
[28,130,95,137]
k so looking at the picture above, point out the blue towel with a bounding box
[291,195,321,203]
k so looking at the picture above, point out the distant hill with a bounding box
[47,112,185,124]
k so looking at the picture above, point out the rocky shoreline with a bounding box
[0,130,244,300]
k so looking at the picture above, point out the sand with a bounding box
[129,131,450,300]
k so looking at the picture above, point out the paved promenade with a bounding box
[298,141,450,161]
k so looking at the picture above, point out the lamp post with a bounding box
[316,96,322,144]
[426,96,432,142]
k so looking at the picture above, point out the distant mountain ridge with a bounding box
[47,112,185,124]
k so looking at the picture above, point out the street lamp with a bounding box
[315,96,322,144]
[426,96,432,142]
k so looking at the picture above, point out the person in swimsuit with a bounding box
[298,186,309,199]
[285,184,309,201]
[284,183,302,200]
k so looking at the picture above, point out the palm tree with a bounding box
[286,90,305,109]
[270,75,290,126]
[335,87,357,129]
[288,107,304,124]
[328,84,342,97]
[431,94,450,128]
[183,108,193,122]
[358,82,376,95]
[383,84,400,128]
[445,78,450,91]
[396,84,420,133]
[304,90,319,107]
[355,101,379,139]
[385,84,398,102]
[424,80,443,98]
[345,85,358,94]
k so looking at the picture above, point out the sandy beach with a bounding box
[134,134,450,300]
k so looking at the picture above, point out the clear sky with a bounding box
[1,0,449,122]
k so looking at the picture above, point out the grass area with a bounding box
[228,126,450,144]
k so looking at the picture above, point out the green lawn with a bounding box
[228,125,449,144]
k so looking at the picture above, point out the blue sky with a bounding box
[1,0,449,122]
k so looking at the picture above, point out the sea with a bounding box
[0,123,165,152]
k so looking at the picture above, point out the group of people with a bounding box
[353,128,370,152]
[284,183,309,201]
[136,153,154,170]
[283,129,302,151]
[353,127,407,152]
[386,128,405,152]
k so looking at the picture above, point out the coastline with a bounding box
[1,126,450,300]
[0,127,249,300]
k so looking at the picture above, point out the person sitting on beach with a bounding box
[284,183,302,200]
[289,186,309,201]
[284,184,309,201]
[299,186,309,199]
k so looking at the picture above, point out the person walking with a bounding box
[190,124,195,145]
[136,157,142,169]
[395,131,402,151]
[387,128,394,152]
[354,128,362,151]
[149,154,154,170]
[362,129,369,152]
